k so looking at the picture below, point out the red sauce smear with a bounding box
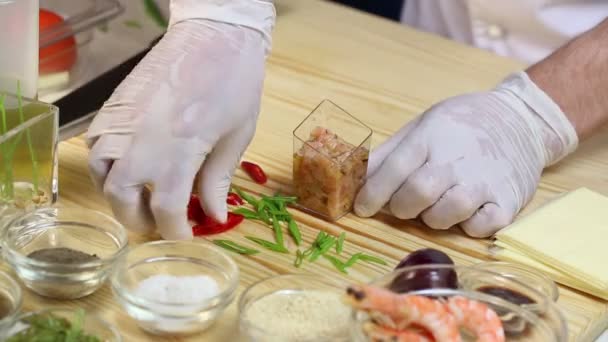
[241,161,267,184]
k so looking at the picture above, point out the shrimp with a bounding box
[344,285,461,342]
[445,296,505,342]
[363,322,435,342]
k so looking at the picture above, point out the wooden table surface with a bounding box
[17,0,608,341]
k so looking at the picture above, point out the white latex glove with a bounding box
[86,0,275,240]
[354,71,578,238]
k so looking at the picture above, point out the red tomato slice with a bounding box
[39,9,77,74]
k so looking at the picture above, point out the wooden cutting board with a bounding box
[11,0,608,341]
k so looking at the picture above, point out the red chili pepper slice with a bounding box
[241,161,267,184]
[187,194,205,223]
[192,213,245,236]
[226,192,244,206]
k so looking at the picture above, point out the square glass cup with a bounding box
[293,100,372,221]
[0,93,58,228]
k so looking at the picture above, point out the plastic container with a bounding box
[1,206,128,299]
[110,240,239,336]
[293,100,372,221]
[350,265,568,341]
[0,0,38,99]
[38,0,123,93]
[6,308,121,341]
[239,274,353,342]
[0,94,58,229]
[0,271,22,341]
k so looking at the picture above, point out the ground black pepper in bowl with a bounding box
[27,248,99,264]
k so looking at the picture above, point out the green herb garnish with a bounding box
[17,82,39,194]
[271,215,284,247]
[124,19,143,29]
[310,237,336,262]
[336,232,346,254]
[228,187,386,274]
[358,253,388,265]
[287,219,302,246]
[344,253,363,268]
[294,250,304,268]
[7,309,101,342]
[232,208,260,220]
[233,186,259,207]
[245,236,289,253]
[143,0,168,29]
[213,240,260,255]
[323,255,348,274]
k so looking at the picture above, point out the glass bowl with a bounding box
[468,261,559,313]
[5,308,121,341]
[239,274,353,342]
[110,240,239,336]
[0,271,22,340]
[1,206,128,299]
[350,265,568,341]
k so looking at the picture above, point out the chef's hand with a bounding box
[86,0,275,240]
[354,72,578,237]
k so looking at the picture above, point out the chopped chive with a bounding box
[17,82,39,193]
[143,0,168,29]
[287,219,302,246]
[124,19,143,28]
[271,215,284,246]
[309,237,335,262]
[232,208,260,220]
[260,196,281,211]
[302,247,315,258]
[294,250,304,268]
[213,240,260,255]
[262,195,297,203]
[344,253,363,268]
[308,249,322,262]
[323,255,348,274]
[314,231,327,246]
[245,236,288,253]
[336,232,346,254]
[258,206,271,224]
[359,254,388,265]
[233,187,259,206]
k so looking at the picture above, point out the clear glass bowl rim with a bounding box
[472,260,559,302]
[238,273,351,340]
[364,264,568,342]
[7,307,122,341]
[110,239,240,310]
[0,270,22,326]
[0,206,129,269]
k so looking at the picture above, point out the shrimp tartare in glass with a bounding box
[293,126,369,221]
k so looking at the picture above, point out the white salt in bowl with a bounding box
[110,240,239,336]
[239,274,354,342]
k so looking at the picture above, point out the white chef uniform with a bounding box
[401,0,608,64]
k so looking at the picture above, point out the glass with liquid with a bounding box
[0,94,58,229]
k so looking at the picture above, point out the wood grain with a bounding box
[10,0,608,341]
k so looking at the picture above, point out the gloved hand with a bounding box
[354,71,578,237]
[86,0,275,240]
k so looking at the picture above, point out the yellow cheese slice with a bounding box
[494,188,608,298]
